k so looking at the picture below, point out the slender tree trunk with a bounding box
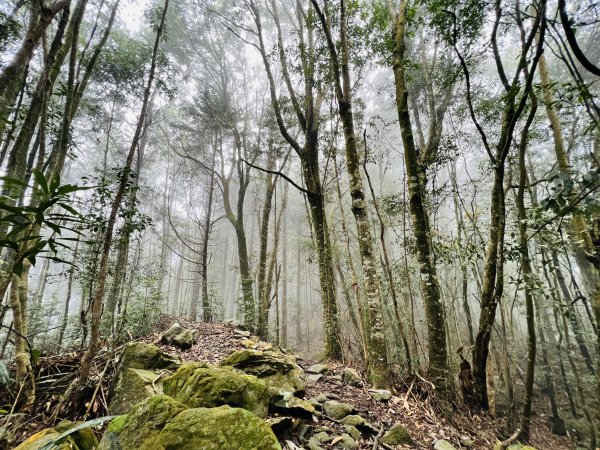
[392,0,447,392]
[57,239,79,349]
[78,0,168,387]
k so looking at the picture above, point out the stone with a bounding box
[434,439,458,450]
[54,421,98,450]
[161,323,195,350]
[341,368,362,386]
[340,415,378,434]
[307,374,323,383]
[109,368,163,415]
[98,395,187,450]
[332,433,357,449]
[314,393,329,403]
[163,362,271,418]
[119,342,180,370]
[322,400,354,420]
[220,349,306,396]
[306,363,329,374]
[381,423,413,446]
[310,431,332,445]
[308,397,321,408]
[266,416,294,437]
[99,396,281,450]
[240,338,257,348]
[234,329,251,338]
[271,393,315,418]
[345,425,361,440]
[368,389,392,401]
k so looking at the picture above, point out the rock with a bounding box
[99,395,281,450]
[161,323,195,350]
[109,342,179,414]
[54,421,98,450]
[308,397,321,408]
[109,367,163,414]
[163,362,271,418]
[271,393,315,418]
[240,338,257,348]
[434,439,458,450]
[256,341,273,351]
[234,329,251,338]
[15,422,98,450]
[314,393,329,403]
[307,374,323,383]
[368,389,392,402]
[310,431,332,445]
[220,349,306,396]
[266,416,294,437]
[119,342,180,370]
[381,423,413,446]
[340,415,378,434]
[341,368,362,386]
[306,363,329,374]
[98,395,187,450]
[332,433,357,449]
[322,400,354,420]
[345,425,361,440]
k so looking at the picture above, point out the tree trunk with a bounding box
[78,0,168,387]
[392,0,447,391]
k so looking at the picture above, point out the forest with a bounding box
[0,0,599,448]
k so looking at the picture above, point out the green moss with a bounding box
[381,423,413,446]
[153,406,281,450]
[163,363,271,418]
[98,395,187,450]
[107,415,128,434]
[120,342,180,370]
[109,367,163,414]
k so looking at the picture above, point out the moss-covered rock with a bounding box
[99,397,280,450]
[163,362,271,418]
[119,342,180,370]
[381,423,413,446]
[341,368,362,387]
[109,367,164,415]
[99,395,187,450]
[271,393,315,418]
[220,349,305,396]
[54,421,98,450]
[153,405,281,450]
[322,400,354,420]
[161,323,195,350]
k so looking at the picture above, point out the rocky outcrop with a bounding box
[220,349,306,396]
[163,362,271,418]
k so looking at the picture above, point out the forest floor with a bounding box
[3,318,573,449]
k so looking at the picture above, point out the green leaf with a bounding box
[32,169,49,195]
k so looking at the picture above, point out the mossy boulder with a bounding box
[322,400,354,420]
[15,422,99,450]
[99,395,280,450]
[99,395,187,450]
[341,368,362,387]
[109,367,164,414]
[381,423,413,446]
[160,323,195,350]
[152,406,281,449]
[119,342,180,370]
[163,362,271,418]
[220,349,305,396]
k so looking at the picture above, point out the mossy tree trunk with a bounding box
[312,0,390,388]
